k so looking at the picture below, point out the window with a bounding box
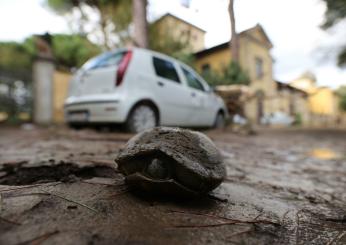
[82,51,125,70]
[153,57,180,83]
[97,52,125,68]
[255,57,264,79]
[82,53,110,70]
[182,67,205,91]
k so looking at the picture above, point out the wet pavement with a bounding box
[0,126,345,244]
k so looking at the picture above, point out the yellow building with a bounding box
[194,24,277,123]
[289,72,335,115]
[290,72,344,127]
[152,13,206,52]
[289,71,317,93]
[274,81,310,125]
[308,87,337,116]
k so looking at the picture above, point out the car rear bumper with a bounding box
[64,100,128,123]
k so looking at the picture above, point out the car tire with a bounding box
[125,104,158,133]
[214,112,225,129]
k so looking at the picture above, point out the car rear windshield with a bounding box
[82,51,126,71]
[153,57,180,83]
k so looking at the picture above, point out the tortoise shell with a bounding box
[115,127,226,196]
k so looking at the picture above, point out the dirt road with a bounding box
[0,127,345,244]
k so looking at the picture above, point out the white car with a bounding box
[64,47,228,132]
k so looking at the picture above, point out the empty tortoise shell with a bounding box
[115,127,226,196]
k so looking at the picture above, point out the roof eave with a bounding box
[153,13,206,33]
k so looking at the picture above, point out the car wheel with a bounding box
[126,104,157,133]
[214,112,225,129]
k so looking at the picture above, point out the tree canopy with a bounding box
[0,42,33,73]
[0,34,101,73]
[51,34,102,69]
[44,0,132,49]
[321,0,346,67]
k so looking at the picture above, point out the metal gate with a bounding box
[0,69,32,122]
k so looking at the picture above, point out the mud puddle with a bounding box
[308,148,344,160]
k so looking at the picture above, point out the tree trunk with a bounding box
[76,4,87,35]
[100,11,111,50]
[90,0,111,50]
[133,0,148,48]
[228,0,239,62]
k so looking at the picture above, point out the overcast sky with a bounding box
[0,0,345,88]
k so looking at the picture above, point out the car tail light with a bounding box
[116,50,132,86]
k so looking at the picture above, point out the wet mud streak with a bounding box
[0,164,117,185]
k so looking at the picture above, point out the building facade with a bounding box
[274,81,310,125]
[52,13,345,128]
[152,13,206,52]
[194,24,278,123]
[290,73,345,127]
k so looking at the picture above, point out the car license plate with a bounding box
[68,111,89,122]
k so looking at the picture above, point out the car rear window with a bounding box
[82,51,125,71]
[153,57,180,83]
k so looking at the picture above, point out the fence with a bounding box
[0,69,32,123]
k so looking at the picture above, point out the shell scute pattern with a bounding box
[115,127,226,196]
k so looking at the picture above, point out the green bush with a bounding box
[293,113,302,126]
[222,61,250,85]
[336,86,346,111]
[201,61,250,86]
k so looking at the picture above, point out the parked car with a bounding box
[260,112,294,126]
[64,47,228,132]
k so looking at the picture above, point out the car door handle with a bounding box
[191,92,196,97]
[157,81,164,87]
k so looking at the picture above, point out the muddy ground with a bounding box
[0,126,345,245]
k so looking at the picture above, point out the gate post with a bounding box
[32,33,55,124]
